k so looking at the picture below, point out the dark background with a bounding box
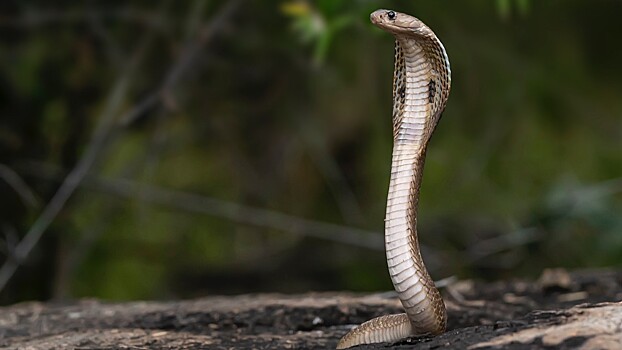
[0,0,620,305]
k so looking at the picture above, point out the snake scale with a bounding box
[337,9,451,349]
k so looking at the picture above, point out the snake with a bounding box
[336,9,451,349]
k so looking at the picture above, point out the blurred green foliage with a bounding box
[0,0,620,304]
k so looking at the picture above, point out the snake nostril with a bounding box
[387,11,396,20]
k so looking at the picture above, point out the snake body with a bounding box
[337,9,451,349]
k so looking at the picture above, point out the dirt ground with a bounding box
[1,268,621,349]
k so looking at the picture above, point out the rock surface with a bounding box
[1,269,621,349]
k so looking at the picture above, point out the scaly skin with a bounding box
[337,9,451,349]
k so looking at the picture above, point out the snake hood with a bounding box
[371,9,452,88]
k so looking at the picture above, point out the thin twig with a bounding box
[0,164,40,209]
[19,162,384,251]
[120,0,243,126]
[94,177,384,250]
[0,225,19,258]
[0,9,159,292]
[0,61,134,292]
[86,8,125,68]
[0,0,246,293]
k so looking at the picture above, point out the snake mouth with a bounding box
[369,9,388,25]
[370,9,399,29]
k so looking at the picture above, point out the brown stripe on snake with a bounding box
[337,9,451,349]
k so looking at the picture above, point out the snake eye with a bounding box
[387,11,396,20]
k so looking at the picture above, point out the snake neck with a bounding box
[386,40,434,249]
[384,39,447,334]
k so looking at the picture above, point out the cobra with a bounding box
[337,9,451,349]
